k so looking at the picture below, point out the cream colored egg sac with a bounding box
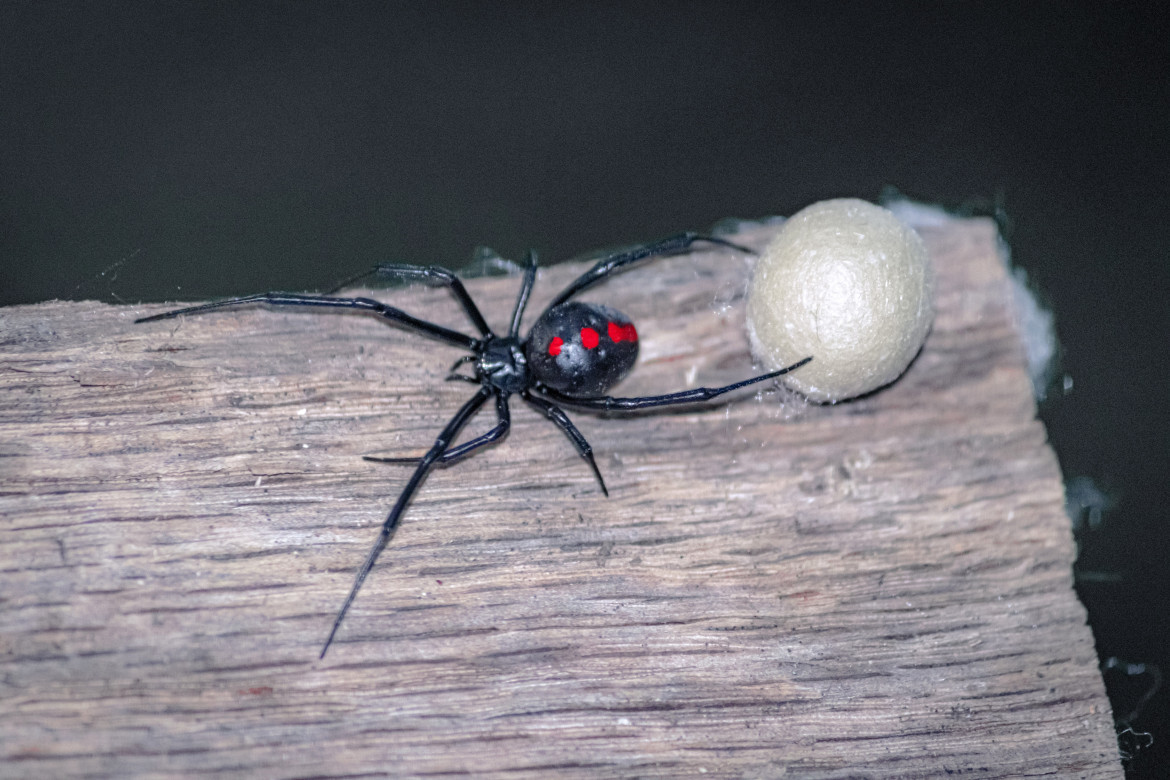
[747,198,934,402]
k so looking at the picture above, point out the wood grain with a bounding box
[0,219,1121,778]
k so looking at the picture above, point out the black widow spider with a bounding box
[137,232,812,658]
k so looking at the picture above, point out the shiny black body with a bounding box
[136,232,812,658]
[526,302,638,395]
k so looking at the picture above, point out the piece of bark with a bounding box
[0,219,1121,778]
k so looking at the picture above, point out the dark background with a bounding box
[2,3,1166,774]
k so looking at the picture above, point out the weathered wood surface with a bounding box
[0,219,1120,778]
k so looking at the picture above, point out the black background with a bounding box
[2,3,1167,774]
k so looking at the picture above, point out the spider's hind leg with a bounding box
[544,232,756,311]
[522,391,608,497]
[540,357,814,411]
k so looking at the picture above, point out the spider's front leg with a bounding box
[330,264,493,337]
[320,386,493,659]
[135,292,478,350]
[361,392,512,467]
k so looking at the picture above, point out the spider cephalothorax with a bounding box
[137,232,811,657]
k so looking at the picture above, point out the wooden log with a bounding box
[0,219,1121,778]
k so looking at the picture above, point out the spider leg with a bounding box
[136,292,479,350]
[544,232,755,311]
[508,250,538,338]
[363,392,511,466]
[329,264,492,337]
[449,355,477,372]
[320,386,493,659]
[522,391,608,496]
[538,356,813,411]
[441,355,480,384]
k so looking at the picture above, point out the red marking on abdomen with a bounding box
[580,327,599,349]
[608,321,638,343]
[548,336,564,356]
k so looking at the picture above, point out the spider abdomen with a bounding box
[525,301,638,396]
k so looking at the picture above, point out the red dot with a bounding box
[548,336,563,356]
[608,321,637,343]
[580,327,600,349]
